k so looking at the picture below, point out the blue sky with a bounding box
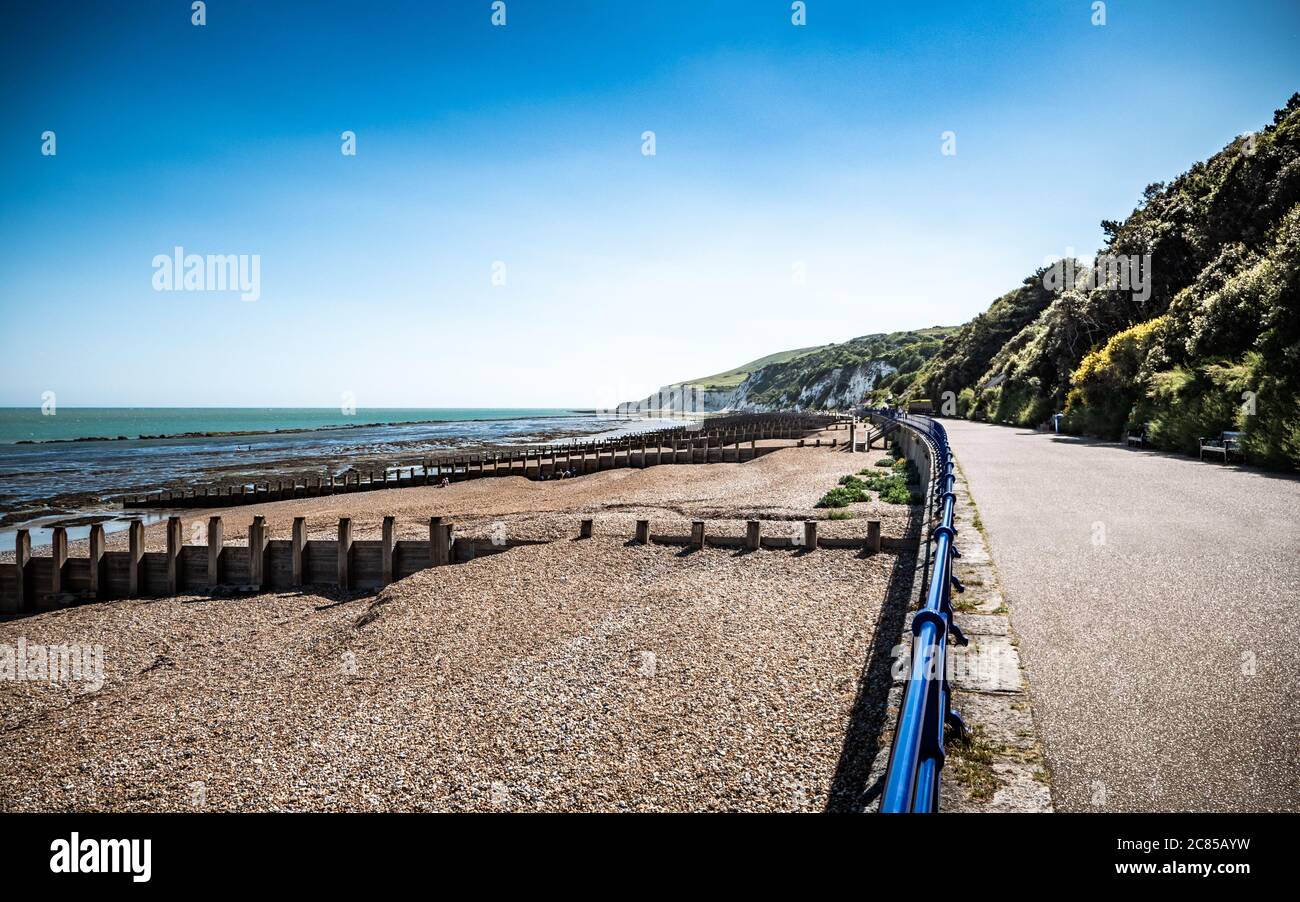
[2,0,1298,407]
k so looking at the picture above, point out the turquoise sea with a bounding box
[0,408,694,527]
[0,407,579,444]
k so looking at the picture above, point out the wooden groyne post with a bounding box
[121,413,843,510]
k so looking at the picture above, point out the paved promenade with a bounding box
[945,420,1299,811]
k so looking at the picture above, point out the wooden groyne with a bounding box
[122,413,849,510]
[0,510,901,617]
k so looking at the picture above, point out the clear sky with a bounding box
[2,0,1298,408]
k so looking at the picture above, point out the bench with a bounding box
[1126,425,1148,448]
[1199,431,1244,463]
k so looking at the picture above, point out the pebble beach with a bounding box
[0,441,918,811]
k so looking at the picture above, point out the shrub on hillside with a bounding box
[1063,317,1166,439]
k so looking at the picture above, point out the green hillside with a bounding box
[680,346,828,390]
[738,327,956,408]
[666,93,1299,467]
[901,92,1300,469]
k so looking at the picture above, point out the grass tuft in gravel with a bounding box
[946,725,1004,801]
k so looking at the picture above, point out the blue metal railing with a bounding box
[876,413,968,813]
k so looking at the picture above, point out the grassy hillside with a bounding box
[739,327,955,409]
[902,92,1300,469]
[679,346,828,390]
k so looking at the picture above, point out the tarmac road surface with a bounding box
[944,420,1300,812]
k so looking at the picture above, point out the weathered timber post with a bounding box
[432,520,452,566]
[291,517,306,587]
[803,519,818,550]
[47,526,68,600]
[634,520,650,544]
[207,516,224,588]
[866,520,882,554]
[337,518,353,589]
[249,516,266,590]
[746,520,761,551]
[88,524,105,599]
[9,529,31,614]
[127,519,144,596]
[165,516,182,595]
[381,516,395,585]
[849,422,856,452]
[579,519,594,539]
[454,533,475,563]
[691,520,706,550]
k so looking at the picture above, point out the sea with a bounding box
[0,408,696,545]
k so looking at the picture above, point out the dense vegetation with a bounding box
[901,93,1300,470]
[682,94,1299,469]
[905,274,1059,415]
